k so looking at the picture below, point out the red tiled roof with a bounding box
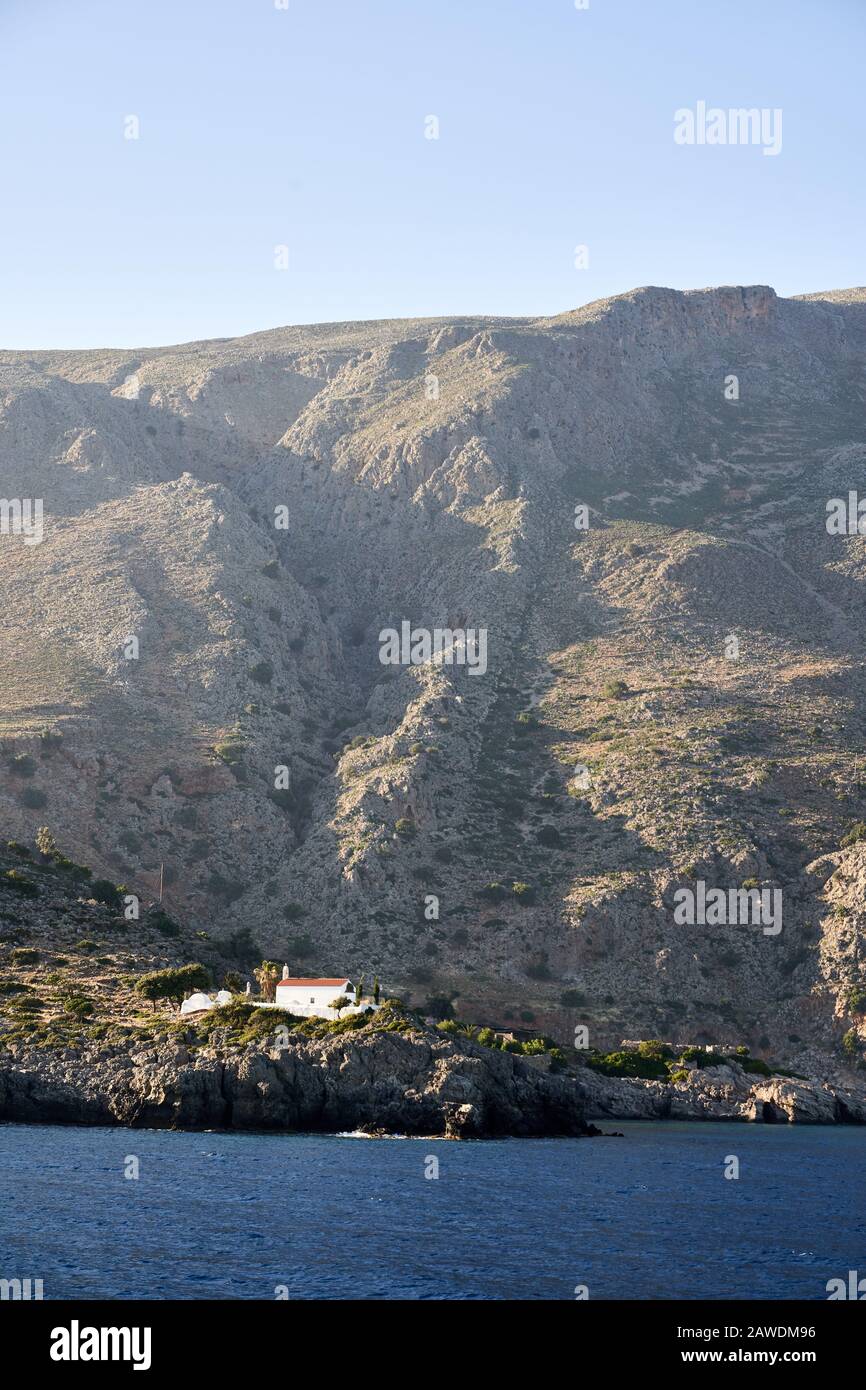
[275,978,351,988]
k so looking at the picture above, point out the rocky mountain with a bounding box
[3,283,866,1072]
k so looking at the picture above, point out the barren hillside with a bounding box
[3,283,866,1067]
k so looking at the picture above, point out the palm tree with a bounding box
[254,961,280,1001]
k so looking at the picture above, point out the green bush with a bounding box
[134,963,210,1009]
[149,910,181,939]
[63,994,94,1020]
[841,821,866,849]
[525,960,551,981]
[9,754,36,777]
[601,678,629,700]
[848,986,866,1015]
[3,870,38,898]
[842,1028,860,1058]
[19,788,47,809]
[249,660,274,685]
[739,1056,772,1076]
[91,879,123,909]
[214,740,246,766]
[587,1049,670,1080]
[478,882,507,903]
[424,995,454,1021]
[11,947,38,965]
[560,989,585,1007]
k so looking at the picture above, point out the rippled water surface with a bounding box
[2,1120,864,1299]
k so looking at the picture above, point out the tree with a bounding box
[355,974,365,1005]
[134,963,210,1012]
[255,961,280,1001]
[91,878,123,910]
[425,995,454,1021]
[329,994,350,1019]
[373,976,380,1004]
[35,826,57,858]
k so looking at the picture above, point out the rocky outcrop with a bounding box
[575,1060,866,1124]
[0,1024,591,1139]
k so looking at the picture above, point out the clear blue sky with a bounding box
[1,0,863,349]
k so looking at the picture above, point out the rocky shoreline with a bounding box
[577,1060,866,1125]
[1,1017,865,1136]
[0,1021,592,1140]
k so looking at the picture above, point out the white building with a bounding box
[273,969,376,1019]
[180,971,379,1021]
[180,988,232,1016]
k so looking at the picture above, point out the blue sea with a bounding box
[1,1121,864,1300]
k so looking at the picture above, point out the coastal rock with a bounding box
[575,1059,866,1124]
[0,1023,590,1139]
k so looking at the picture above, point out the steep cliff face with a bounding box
[2,284,866,1067]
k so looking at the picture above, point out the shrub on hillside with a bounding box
[477,882,507,903]
[511,881,535,904]
[134,963,210,1010]
[11,949,39,968]
[249,660,274,685]
[20,787,47,809]
[560,989,585,1008]
[63,994,94,1020]
[91,879,123,910]
[848,986,866,1015]
[4,870,38,898]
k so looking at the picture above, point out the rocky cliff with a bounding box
[0,1014,591,1139]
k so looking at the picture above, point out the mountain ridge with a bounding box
[2,282,866,1074]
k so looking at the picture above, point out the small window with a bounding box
[310,996,315,1003]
